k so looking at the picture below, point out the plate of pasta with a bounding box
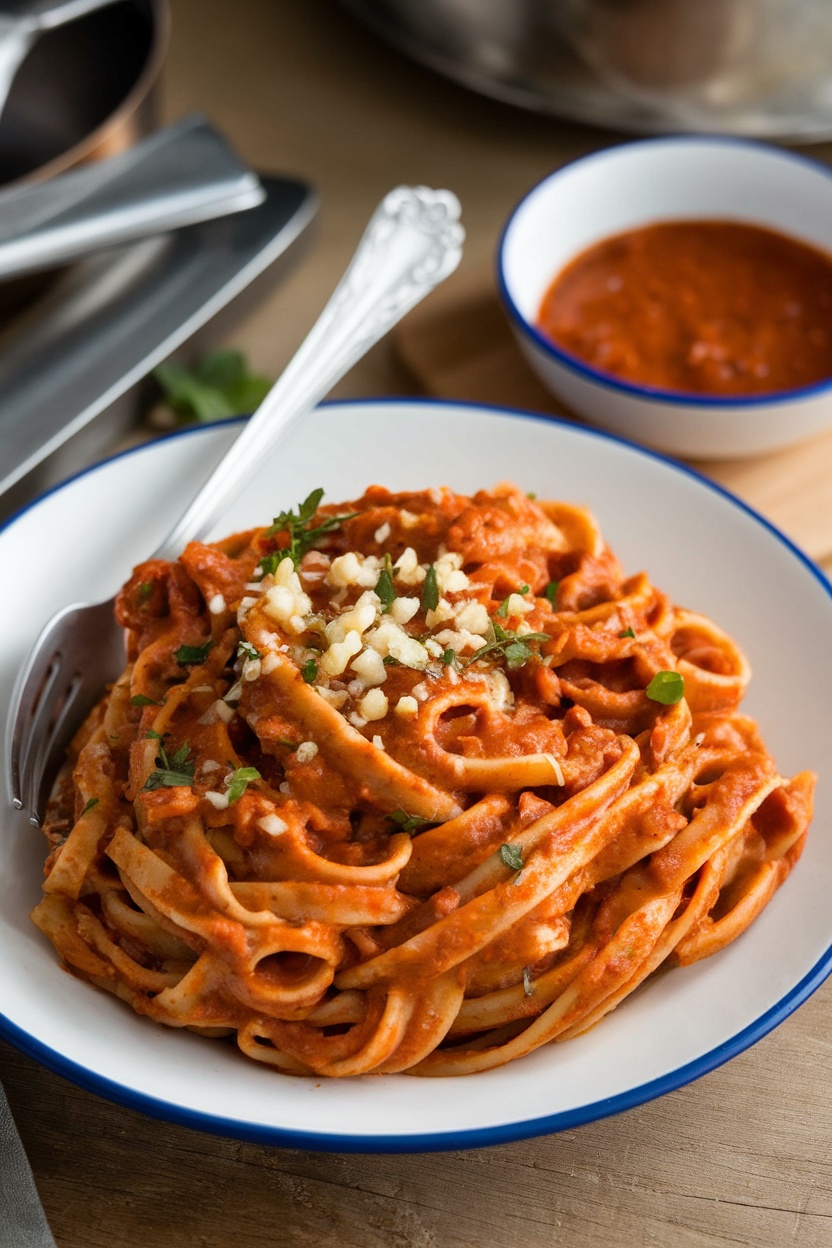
[2,397,831,1152]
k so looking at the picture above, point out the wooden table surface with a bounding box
[5,2,832,1244]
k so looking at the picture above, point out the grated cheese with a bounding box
[358,688,389,721]
[258,813,288,836]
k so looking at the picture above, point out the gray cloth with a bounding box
[0,1081,56,1248]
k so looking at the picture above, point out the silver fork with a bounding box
[8,184,464,825]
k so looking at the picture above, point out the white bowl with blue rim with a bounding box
[497,137,832,461]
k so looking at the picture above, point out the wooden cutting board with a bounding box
[395,272,832,576]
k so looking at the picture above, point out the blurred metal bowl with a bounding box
[0,0,167,315]
[341,0,832,141]
[0,0,167,187]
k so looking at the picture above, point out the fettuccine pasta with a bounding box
[35,483,814,1077]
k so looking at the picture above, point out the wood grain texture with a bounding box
[5,1,832,1245]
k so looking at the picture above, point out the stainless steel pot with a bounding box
[341,0,832,141]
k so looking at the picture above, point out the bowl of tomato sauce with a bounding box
[498,137,832,459]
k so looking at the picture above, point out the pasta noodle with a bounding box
[34,483,814,1077]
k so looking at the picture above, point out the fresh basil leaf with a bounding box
[153,350,272,424]
[646,670,685,705]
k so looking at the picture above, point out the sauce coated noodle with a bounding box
[35,484,814,1077]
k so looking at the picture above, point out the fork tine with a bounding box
[23,668,87,827]
[9,643,64,814]
[9,598,126,826]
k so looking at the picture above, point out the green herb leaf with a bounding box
[145,729,164,742]
[376,565,397,612]
[153,350,272,424]
[646,670,685,705]
[388,809,432,834]
[421,564,439,613]
[499,843,524,872]
[383,655,403,667]
[467,626,551,670]
[143,769,196,791]
[441,648,457,667]
[265,488,360,566]
[130,694,162,707]
[301,658,318,683]
[257,551,280,577]
[495,596,510,618]
[137,581,153,601]
[237,641,262,662]
[226,766,261,805]
[619,627,636,639]
[545,581,559,605]
[143,739,195,791]
[80,797,99,817]
[142,737,196,792]
[174,640,214,665]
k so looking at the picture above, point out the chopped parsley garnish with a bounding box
[495,597,510,619]
[388,809,432,834]
[545,581,559,605]
[226,766,261,805]
[468,623,551,670]
[80,797,99,817]
[441,648,457,667]
[265,488,360,567]
[376,555,397,612]
[257,551,280,577]
[523,967,535,996]
[499,843,524,872]
[143,740,196,791]
[174,640,214,665]
[301,658,318,683]
[130,693,162,707]
[383,655,403,667]
[421,564,439,613]
[237,641,262,662]
[619,627,636,639]
[137,581,153,601]
[646,670,685,705]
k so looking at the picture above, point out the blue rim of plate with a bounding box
[3,395,832,1153]
[496,134,832,409]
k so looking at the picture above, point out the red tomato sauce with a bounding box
[537,220,832,396]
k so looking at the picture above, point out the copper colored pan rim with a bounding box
[15,0,170,189]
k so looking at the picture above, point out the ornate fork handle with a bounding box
[155,186,464,561]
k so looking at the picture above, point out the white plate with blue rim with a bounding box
[2,397,831,1152]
